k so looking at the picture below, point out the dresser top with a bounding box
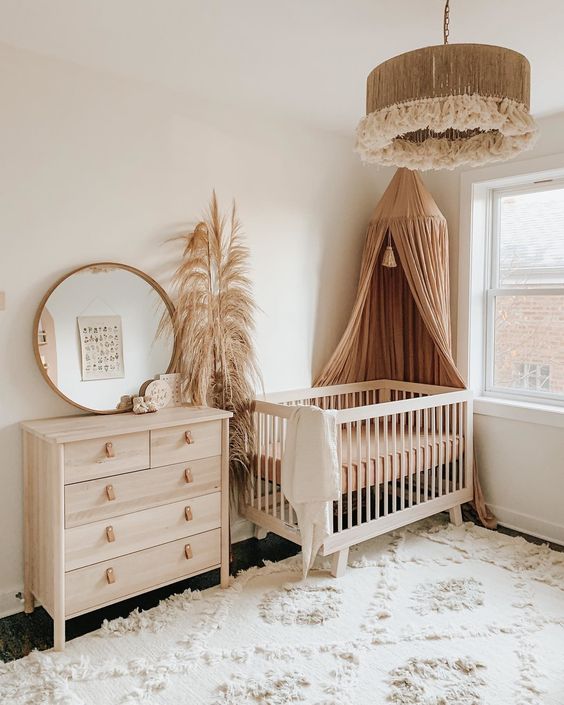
[21,405,232,443]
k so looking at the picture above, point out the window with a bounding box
[485,181,564,405]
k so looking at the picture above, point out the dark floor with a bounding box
[1,512,562,663]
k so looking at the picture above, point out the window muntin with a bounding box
[486,182,564,404]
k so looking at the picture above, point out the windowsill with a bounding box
[474,396,564,428]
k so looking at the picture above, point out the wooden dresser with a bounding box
[21,406,232,650]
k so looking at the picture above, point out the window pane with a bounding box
[498,187,564,287]
[493,295,564,395]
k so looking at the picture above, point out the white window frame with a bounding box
[484,178,564,406]
[458,153,564,427]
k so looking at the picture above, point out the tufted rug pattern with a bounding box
[2,517,564,704]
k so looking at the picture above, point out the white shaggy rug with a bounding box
[2,517,564,704]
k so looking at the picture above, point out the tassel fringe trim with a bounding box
[355,93,538,171]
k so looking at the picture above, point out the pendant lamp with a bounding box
[355,0,538,171]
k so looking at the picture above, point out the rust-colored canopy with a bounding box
[316,168,494,526]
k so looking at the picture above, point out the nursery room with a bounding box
[1,0,564,702]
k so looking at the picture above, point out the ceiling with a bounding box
[1,0,562,133]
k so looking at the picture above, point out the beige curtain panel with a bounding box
[315,168,494,528]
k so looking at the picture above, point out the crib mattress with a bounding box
[257,425,463,493]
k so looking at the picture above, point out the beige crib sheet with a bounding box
[257,425,463,493]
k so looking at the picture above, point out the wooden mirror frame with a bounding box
[33,262,177,415]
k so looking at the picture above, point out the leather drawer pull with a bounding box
[184,430,193,445]
[105,484,116,501]
[184,544,193,560]
[184,506,193,522]
[106,568,115,584]
[105,441,115,458]
[184,467,193,483]
[106,526,115,543]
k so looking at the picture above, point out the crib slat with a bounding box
[438,404,443,497]
[263,412,268,511]
[270,415,276,517]
[452,402,458,492]
[408,410,414,508]
[366,414,372,522]
[276,417,281,516]
[391,413,397,514]
[257,412,263,512]
[445,404,452,494]
[416,409,421,504]
[267,413,272,515]
[375,415,381,519]
[254,411,259,510]
[356,420,362,527]
[458,402,468,490]
[423,408,429,503]
[272,415,277,512]
[337,423,343,532]
[347,422,353,529]
[431,405,436,500]
[383,414,389,516]
[280,417,286,523]
[400,410,406,510]
[252,412,257,508]
[458,401,464,491]
[264,411,269,512]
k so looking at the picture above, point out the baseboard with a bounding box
[0,590,25,619]
[489,503,564,546]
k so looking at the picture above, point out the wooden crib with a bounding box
[241,379,473,577]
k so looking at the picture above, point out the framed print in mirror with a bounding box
[78,315,125,381]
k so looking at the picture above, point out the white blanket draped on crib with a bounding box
[281,405,340,577]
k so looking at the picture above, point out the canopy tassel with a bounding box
[382,233,397,268]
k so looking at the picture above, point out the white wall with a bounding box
[429,112,564,545]
[0,42,393,614]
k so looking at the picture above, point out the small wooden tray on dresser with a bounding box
[22,406,232,651]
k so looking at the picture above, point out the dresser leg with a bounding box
[220,563,229,589]
[23,589,35,614]
[53,616,65,652]
[23,433,35,615]
[220,418,230,589]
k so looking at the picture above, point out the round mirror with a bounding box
[34,263,176,414]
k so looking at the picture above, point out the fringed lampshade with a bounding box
[355,1,538,171]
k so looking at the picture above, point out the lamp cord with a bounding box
[443,0,450,44]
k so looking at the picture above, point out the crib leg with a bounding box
[254,525,268,540]
[449,504,463,527]
[330,548,349,578]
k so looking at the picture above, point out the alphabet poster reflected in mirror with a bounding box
[78,315,125,381]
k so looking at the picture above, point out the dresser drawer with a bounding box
[64,432,150,484]
[65,493,221,570]
[65,528,221,616]
[151,420,221,468]
[64,456,221,528]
